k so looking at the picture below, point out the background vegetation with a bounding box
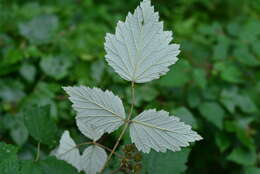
[0,0,260,173]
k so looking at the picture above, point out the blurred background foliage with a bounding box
[0,0,260,173]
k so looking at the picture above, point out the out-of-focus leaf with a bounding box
[199,102,225,129]
[227,147,257,166]
[187,88,201,108]
[193,68,207,89]
[143,148,191,174]
[19,15,59,45]
[172,107,198,129]
[233,46,260,67]
[19,63,36,82]
[0,79,25,102]
[214,62,243,83]
[244,167,260,174]
[40,55,72,80]
[159,59,191,87]
[91,60,105,84]
[3,114,28,146]
[215,132,231,152]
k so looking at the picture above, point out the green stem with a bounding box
[100,81,135,173]
[35,142,41,162]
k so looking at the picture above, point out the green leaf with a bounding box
[0,79,25,102]
[19,63,36,82]
[0,156,19,174]
[227,147,257,166]
[236,95,257,113]
[233,46,260,67]
[187,88,201,108]
[143,148,191,174]
[0,143,19,174]
[199,102,225,129]
[19,15,59,45]
[212,37,229,60]
[244,167,260,174]
[23,106,58,145]
[220,88,238,113]
[40,55,72,80]
[20,161,43,174]
[172,107,198,129]
[193,68,207,89]
[0,142,18,163]
[215,132,231,152]
[39,157,78,174]
[159,59,191,87]
[220,88,257,114]
[214,62,243,83]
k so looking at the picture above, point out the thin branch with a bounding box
[35,142,41,162]
[100,81,136,173]
[93,142,123,158]
[56,141,122,159]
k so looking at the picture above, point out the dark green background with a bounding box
[0,0,260,173]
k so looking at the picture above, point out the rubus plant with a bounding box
[54,0,202,174]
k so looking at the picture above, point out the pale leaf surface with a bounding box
[76,120,103,141]
[130,109,202,153]
[63,86,126,134]
[105,0,180,83]
[55,131,81,171]
[80,145,107,174]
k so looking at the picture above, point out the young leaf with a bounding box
[54,131,81,171]
[63,86,125,134]
[104,0,180,83]
[80,145,107,174]
[129,109,202,153]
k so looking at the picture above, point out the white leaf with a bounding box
[76,120,103,141]
[81,145,107,174]
[63,86,126,134]
[104,0,180,83]
[130,109,202,153]
[55,131,81,171]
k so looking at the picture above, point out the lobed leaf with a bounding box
[104,0,180,83]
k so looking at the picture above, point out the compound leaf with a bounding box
[81,145,107,174]
[129,109,202,153]
[63,86,126,134]
[54,131,81,171]
[104,0,180,83]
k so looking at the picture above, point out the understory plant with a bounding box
[54,0,202,173]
